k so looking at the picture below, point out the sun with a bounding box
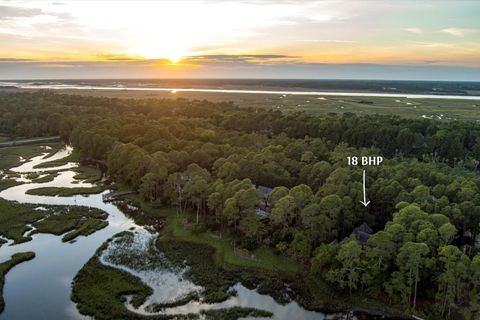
[166,55,182,64]
[128,44,186,64]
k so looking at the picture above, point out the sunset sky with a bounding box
[1,0,479,80]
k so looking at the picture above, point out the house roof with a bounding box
[255,207,269,220]
[353,222,373,235]
[355,231,371,245]
[352,222,373,245]
[257,185,273,198]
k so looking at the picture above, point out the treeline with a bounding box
[0,91,479,319]
[222,111,480,167]
[1,91,480,166]
[0,91,231,139]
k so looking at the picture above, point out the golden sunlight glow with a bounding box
[0,0,479,79]
[128,44,186,64]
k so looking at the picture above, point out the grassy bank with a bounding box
[0,179,22,192]
[0,252,35,314]
[26,185,105,196]
[72,252,158,320]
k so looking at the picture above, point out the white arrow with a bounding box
[360,170,371,207]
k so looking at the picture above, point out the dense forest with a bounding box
[1,91,479,319]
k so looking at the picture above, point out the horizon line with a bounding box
[2,77,480,83]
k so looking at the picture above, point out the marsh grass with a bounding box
[32,206,108,242]
[0,143,62,170]
[0,179,22,192]
[30,172,59,183]
[26,185,106,196]
[46,87,480,121]
[72,257,157,320]
[73,166,102,183]
[0,198,109,244]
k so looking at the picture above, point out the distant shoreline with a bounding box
[3,82,480,100]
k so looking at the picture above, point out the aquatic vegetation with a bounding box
[32,207,108,242]
[72,256,155,320]
[157,240,237,304]
[72,238,203,320]
[0,198,45,243]
[30,172,59,183]
[100,230,203,309]
[146,292,201,313]
[0,198,109,244]
[73,166,102,183]
[25,185,106,196]
[74,233,288,319]
[0,179,22,192]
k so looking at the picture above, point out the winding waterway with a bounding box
[0,146,341,320]
[0,148,136,319]
[3,81,480,100]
